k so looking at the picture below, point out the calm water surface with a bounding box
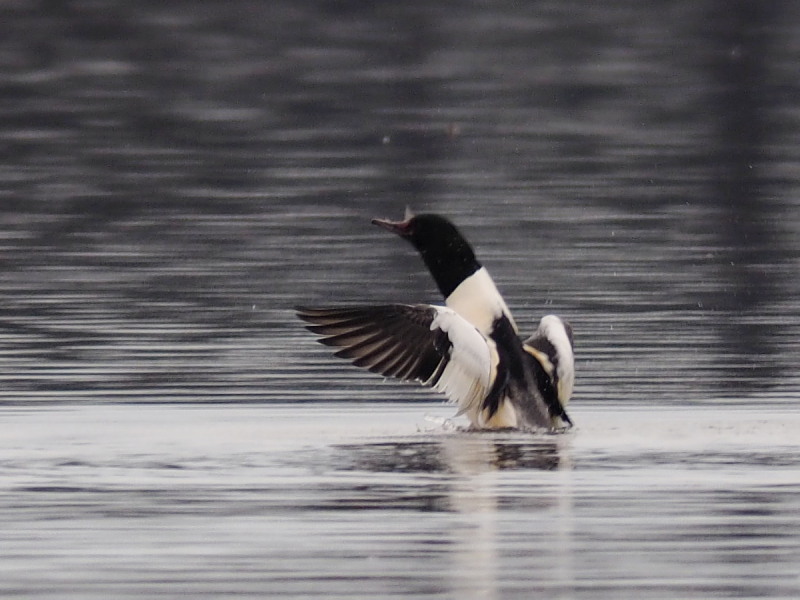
[1,1,800,598]
[2,403,799,599]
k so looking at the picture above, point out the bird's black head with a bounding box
[372,212,481,297]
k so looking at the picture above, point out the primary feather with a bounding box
[296,304,498,420]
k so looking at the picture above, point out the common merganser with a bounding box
[296,212,574,431]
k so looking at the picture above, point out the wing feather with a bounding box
[523,315,575,408]
[296,304,495,413]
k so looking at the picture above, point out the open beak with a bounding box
[371,217,411,236]
[372,207,415,237]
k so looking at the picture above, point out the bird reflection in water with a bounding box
[333,434,569,475]
[330,433,575,600]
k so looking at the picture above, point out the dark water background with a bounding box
[1,1,800,598]
[1,0,799,404]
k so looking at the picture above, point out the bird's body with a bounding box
[296,212,574,431]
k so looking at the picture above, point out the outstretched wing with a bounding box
[296,304,496,415]
[523,315,575,426]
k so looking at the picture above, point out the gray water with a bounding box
[3,403,799,599]
[2,1,800,598]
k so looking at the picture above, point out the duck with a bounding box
[296,211,575,431]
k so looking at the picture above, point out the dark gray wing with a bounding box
[297,304,494,412]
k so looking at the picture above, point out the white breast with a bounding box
[445,267,518,335]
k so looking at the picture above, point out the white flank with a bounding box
[445,267,518,335]
[428,306,498,423]
[478,401,518,429]
[537,315,575,406]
